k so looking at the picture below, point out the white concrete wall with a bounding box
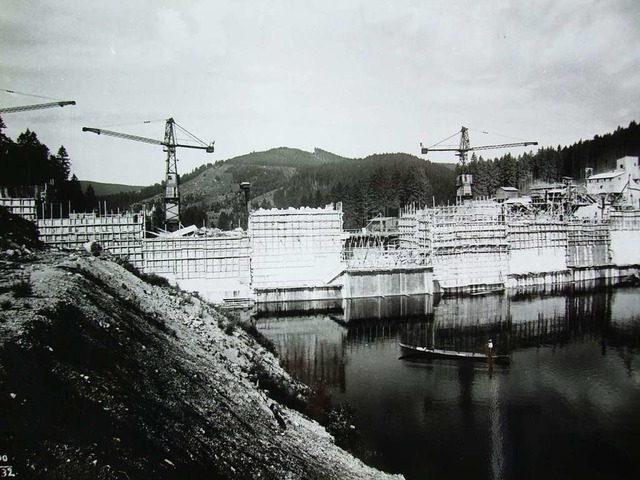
[249,206,344,287]
[343,267,433,298]
[433,248,509,289]
[610,230,640,265]
[509,247,567,274]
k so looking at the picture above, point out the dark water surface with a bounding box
[256,286,640,479]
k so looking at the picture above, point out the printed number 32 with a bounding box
[0,467,16,477]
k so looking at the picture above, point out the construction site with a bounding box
[3,185,640,311]
[2,99,639,311]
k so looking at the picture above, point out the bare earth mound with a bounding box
[0,246,401,479]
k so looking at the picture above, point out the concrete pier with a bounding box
[342,266,433,299]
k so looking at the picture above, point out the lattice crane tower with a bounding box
[421,126,538,204]
[83,118,214,231]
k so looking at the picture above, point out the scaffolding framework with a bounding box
[143,234,250,280]
[0,197,37,221]
[566,219,611,267]
[35,212,145,267]
[609,210,640,230]
[249,206,344,286]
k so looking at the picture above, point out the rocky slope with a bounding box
[0,240,400,478]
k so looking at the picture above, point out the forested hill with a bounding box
[102,147,342,227]
[174,149,455,230]
[266,153,456,228]
[464,121,640,198]
[102,147,455,229]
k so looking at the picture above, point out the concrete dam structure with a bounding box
[5,197,640,308]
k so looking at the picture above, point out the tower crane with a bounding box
[83,118,214,231]
[0,100,76,114]
[0,89,75,114]
[420,126,538,204]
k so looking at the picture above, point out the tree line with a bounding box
[464,121,640,197]
[0,115,98,213]
[6,115,636,229]
[270,153,456,229]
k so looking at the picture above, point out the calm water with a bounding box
[256,285,640,480]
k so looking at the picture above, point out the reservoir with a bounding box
[255,285,640,479]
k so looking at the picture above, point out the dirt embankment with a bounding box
[0,242,401,479]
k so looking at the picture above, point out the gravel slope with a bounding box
[0,248,401,479]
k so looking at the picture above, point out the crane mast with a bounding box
[83,118,214,231]
[421,126,538,204]
[164,118,180,229]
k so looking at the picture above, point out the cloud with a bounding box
[1,0,639,183]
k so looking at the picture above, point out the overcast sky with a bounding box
[1,0,639,185]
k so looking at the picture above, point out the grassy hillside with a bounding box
[178,147,326,204]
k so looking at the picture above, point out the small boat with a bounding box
[469,287,505,296]
[398,342,510,363]
[220,298,255,310]
[440,285,505,297]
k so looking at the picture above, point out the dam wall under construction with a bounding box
[609,210,640,265]
[6,199,640,304]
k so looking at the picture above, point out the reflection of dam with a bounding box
[341,294,433,322]
[399,287,640,354]
[256,287,640,389]
[256,315,347,390]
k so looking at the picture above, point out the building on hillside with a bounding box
[587,170,627,194]
[529,182,566,208]
[495,187,519,202]
[586,156,640,207]
[365,216,398,233]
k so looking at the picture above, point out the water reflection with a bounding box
[256,315,347,391]
[255,286,640,479]
[343,295,433,322]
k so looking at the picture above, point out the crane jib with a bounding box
[82,127,213,152]
[0,100,76,114]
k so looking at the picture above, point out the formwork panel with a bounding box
[36,212,144,251]
[0,197,37,221]
[343,267,433,298]
[609,210,640,230]
[249,205,344,287]
[433,246,509,290]
[142,234,251,281]
[566,220,610,267]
